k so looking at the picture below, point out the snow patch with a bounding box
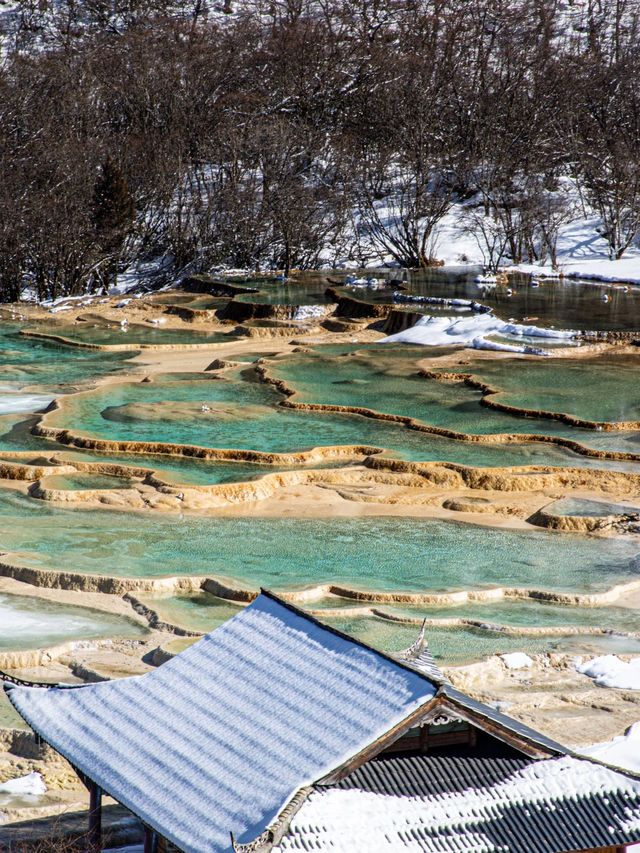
[293,304,327,321]
[580,722,640,775]
[0,394,54,415]
[381,313,575,353]
[501,653,534,670]
[393,293,491,313]
[577,655,640,690]
[278,756,640,852]
[0,772,46,797]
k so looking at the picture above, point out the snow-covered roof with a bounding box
[440,685,567,757]
[275,752,640,853]
[4,591,438,853]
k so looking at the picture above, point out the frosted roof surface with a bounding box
[276,755,640,852]
[6,593,436,853]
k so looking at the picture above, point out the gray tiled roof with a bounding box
[277,752,640,852]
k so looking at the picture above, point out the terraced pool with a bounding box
[0,491,637,594]
[0,592,146,651]
[0,293,638,668]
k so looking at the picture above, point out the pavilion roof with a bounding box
[5,591,438,853]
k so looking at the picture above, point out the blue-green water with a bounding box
[543,497,640,518]
[42,368,640,469]
[439,352,640,424]
[235,283,332,306]
[25,323,233,347]
[0,324,131,388]
[59,451,295,486]
[371,270,640,332]
[326,614,640,660]
[139,591,640,662]
[0,310,639,664]
[41,472,136,490]
[268,346,640,453]
[0,490,637,593]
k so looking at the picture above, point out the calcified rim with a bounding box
[19,327,241,352]
[3,600,637,674]
[256,358,640,460]
[419,366,640,431]
[16,365,640,515]
[23,319,640,453]
[1,555,639,612]
[19,321,323,351]
[362,455,640,495]
[9,452,640,529]
[2,553,640,667]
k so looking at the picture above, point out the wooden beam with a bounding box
[88,783,102,853]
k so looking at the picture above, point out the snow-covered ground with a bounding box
[347,198,640,285]
[381,313,575,354]
[580,722,640,775]
[577,655,640,691]
[506,214,640,284]
[0,393,54,415]
[0,772,46,797]
[0,771,46,814]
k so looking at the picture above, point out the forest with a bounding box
[0,0,639,300]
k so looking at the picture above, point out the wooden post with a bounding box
[144,826,159,853]
[88,783,102,852]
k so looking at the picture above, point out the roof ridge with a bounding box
[259,588,445,687]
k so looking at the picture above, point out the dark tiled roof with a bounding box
[331,753,532,797]
[277,753,640,852]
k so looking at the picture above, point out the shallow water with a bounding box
[140,592,244,632]
[58,450,298,485]
[147,293,226,310]
[0,302,638,664]
[42,472,136,490]
[27,323,233,347]
[325,614,640,662]
[140,591,640,663]
[235,283,332,306]
[268,346,639,452]
[400,271,640,332]
[0,491,637,594]
[43,368,640,468]
[444,352,640,423]
[4,407,595,483]
[0,324,131,387]
[37,356,640,476]
[0,591,146,650]
[543,497,640,517]
[140,590,640,663]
